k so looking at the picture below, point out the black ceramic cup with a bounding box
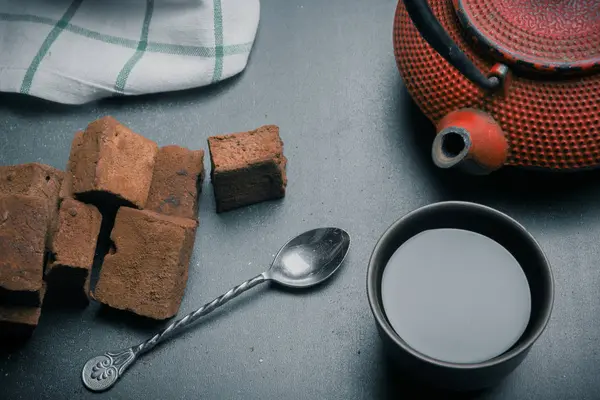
[367,201,554,391]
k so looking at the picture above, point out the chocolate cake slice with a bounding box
[46,198,102,303]
[58,135,80,202]
[0,162,63,238]
[146,145,205,220]
[93,207,197,320]
[65,117,158,208]
[207,125,287,212]
[0,162,63,207]
[0,284,45,339]
[0,194,50,306]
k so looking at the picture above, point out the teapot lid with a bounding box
[455,0,600,75]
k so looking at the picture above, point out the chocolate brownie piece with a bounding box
[59,169,73,201]
[58,133,81,202]
[0,162,63,205]
[46,198,102,302]
[207,125,287,212]
[0,195,50,306]
[67,117,159,208]
[0,284,45,339]
[0,162,63,234]
[93,207,197,320]
[145,146,205,220]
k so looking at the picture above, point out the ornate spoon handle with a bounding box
[82,273,268,392]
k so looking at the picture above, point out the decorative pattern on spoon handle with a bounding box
[82,348,136,392]
[135,273,267,355]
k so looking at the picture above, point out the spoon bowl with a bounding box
[266,227,350,288]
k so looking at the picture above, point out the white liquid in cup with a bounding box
[381,228,531,364]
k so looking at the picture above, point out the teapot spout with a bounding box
[432,109,508,175]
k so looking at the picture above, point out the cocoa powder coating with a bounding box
[0,195,50,306]
[0,163,63,206]
[58,132,83,201]
[46,198,102,300]
[93,207,197,320]
[146,146,205,220]
[0,162,63,237]
[67,116,159,208]
[0,284,46,339]
[208,125,287,212]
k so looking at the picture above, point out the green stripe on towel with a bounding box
[212,0,224,83]
[0,13,252,58]
[114,0,154,93]
[19,0,84,94]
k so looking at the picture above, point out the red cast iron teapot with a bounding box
[394,0,600,174]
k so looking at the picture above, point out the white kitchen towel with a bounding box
[0,0,260,104]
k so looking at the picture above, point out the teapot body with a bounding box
[394,0,600,173]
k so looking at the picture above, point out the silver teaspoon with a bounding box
[82,227,350,392]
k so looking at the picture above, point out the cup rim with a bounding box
[366,200,554,370]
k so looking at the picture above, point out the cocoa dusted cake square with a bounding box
[0,194,50,306]
[207,125,287,212]
[58,133,82,202]
[0,162,63,235]
[0,305,43,339]
[92,207,197,320]
[0,284,45,339]
[145,145,205,220]
[46,198,102,302]
[0,162,63,207]
[65,117,159,208]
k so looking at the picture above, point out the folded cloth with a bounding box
[0,0,260,104]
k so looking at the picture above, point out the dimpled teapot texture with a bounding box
[394,0,600,172]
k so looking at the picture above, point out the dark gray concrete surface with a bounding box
[1,0,600,399]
